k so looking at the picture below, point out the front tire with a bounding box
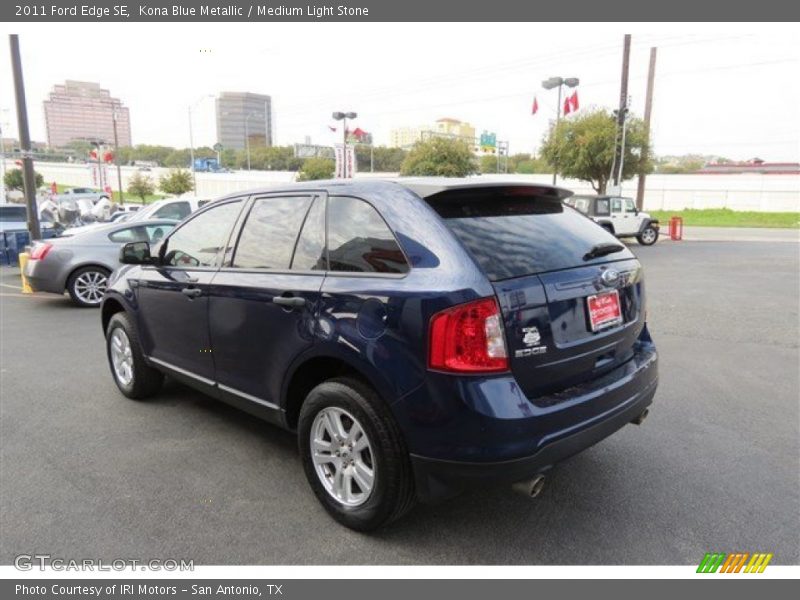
[106,312,164,399]
[67,265,110,307]
[637,225,659,245]
[298,377,416,531]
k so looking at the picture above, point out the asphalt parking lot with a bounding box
[1,237,798,565]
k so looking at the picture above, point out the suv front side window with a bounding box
[162,201,241,267]
[154,201,191,221]
[327,196,408,274]
[624,198,637,213]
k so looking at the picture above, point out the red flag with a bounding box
[531,96,539,115]
[563,96,572,116]
[570,90,579,112]
[328,125,337,132]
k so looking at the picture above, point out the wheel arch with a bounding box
[101,294,127,334]
[282,352,395,431]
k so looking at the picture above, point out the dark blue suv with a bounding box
[102,179,658,530]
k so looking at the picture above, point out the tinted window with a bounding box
[327,196,408,274]
[108,223,175,244]
[426,187,634,281]
[595,198,610,216]
[154,201,191,220]
[163,201,241,267]
[233,196,313,269]
[291,197,326,271]
[0,206,27,222]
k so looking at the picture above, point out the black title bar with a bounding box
[4,0,800,22]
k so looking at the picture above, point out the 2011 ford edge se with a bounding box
[101,179,658,531]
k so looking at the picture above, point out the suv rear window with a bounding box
[0,206,27,222]
[425,187,634,281]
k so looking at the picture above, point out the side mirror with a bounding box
[120,241,155,265]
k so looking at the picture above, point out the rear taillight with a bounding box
[29,242,53,261]
[428,297,509,373]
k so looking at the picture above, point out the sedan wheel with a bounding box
[68,267,109,307]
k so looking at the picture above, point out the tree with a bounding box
[127,172,155,200]
[4,168,44,191]
[297,158,334,181]
[159,169,194,195]
[507,153,550,174]
[354,146,407,172]
[400,137,476,177]
[540,108,652,193]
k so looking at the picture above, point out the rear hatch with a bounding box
[424,185,645,400]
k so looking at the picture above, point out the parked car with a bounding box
[25,220,177,307]
[56,187,110,204]
[126,196,212,223]
[565,195,660,245]
[101,179,658,530]
[0,203,57,236]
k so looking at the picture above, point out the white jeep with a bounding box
[565,195,660,245]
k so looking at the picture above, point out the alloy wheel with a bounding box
[74,270,108,305]
[109,328,134,387]
[310,406,376,507]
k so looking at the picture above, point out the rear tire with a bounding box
[637,225,659,246]
[298,377,416,531]
[106,312,163,400]
[67,266,110,307]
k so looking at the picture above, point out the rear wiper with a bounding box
[583,242,625,261]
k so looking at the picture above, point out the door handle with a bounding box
[273,296,306,308]
[181,287,203,298]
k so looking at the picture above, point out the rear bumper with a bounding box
[410,375,656,502]
[24,259,66,294]
[398,336,658,503]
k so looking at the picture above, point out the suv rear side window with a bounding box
[163,201,241,267]
[425,187,634,280]
[233,196,313,270]
[327,196,408,274]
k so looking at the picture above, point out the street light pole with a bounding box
[188,94,214,195]
[112,109,124,205]
[542,76,579,186]
[245,115,251,171]
[188,105,197,191]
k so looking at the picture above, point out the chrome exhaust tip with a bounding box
[631,408,650,426]
[512,473,546,498]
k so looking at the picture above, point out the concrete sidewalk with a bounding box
[664,226,799,243]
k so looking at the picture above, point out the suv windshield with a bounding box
[425,187,634,280]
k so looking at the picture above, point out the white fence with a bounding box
[29,161,800,213]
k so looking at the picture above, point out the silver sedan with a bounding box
[24,220,177,307]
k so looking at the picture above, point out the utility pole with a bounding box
[9,34,40,240]
[610,34,631,191]
[112,110,124,205]
[636,47,657,210]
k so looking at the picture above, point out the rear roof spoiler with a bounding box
[397,178,574,201]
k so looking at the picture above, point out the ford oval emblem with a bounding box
[601,269,620,287]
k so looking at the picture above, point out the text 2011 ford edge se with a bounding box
[101,179,658,530]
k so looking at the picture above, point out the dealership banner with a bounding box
[1,0,795,22]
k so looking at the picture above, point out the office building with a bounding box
[43,80,131,148]
[216,92,273,150]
